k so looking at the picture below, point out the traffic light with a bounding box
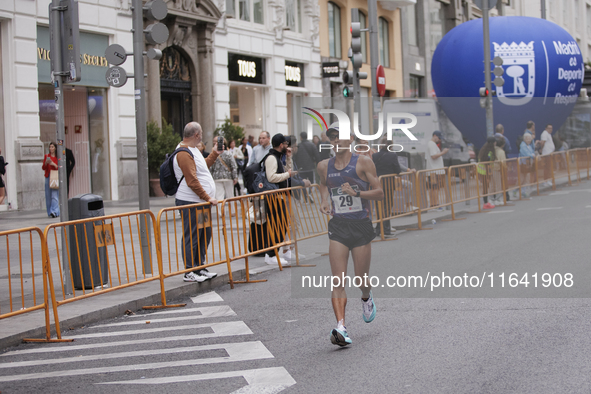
[492,56,504,87]
[479,87,489,108]
[343,70,354,98]
[350,22,362,69]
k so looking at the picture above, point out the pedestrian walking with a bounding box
[42,142,60,218]
[519,132,536,198]
[425,131,449,210]
[317,124,384,347]
[540,124,555,187]
[210,137,239,203]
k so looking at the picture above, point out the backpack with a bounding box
[159,147,194,196]
[243,154,279,194]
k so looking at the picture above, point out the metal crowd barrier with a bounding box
[291,185,329,242]
[0,227,67,342]
[373,172,417,240]
[149,202,229,306]
[411,168,452,230]
[44,210,160,307]
[221,189,295,288]
[447,163,478,218]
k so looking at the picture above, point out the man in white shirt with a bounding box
[173,122,220,283]
[540,124,555,187]
[247,131,271,166]
[425,131,449,209]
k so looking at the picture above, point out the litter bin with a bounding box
[68,194,108,290]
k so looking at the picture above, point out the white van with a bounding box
[381,98,470,169]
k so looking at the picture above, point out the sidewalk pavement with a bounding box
[0,181,567,350]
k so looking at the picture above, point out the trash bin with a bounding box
[68,194,108,290]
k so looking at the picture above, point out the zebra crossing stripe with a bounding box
[191,291,224,303]
[98,366,296,392]
[0,321,252,357]
[66,320,238,339]
[0,341,273,382]
[90,306,235,328]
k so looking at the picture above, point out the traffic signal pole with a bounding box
[367,0,380,133]
[482,0,494,137]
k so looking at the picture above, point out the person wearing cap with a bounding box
[317,123,384,347]
[426,131,449,210]
[261,133,294,266]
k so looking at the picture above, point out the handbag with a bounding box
[49,170,59,189]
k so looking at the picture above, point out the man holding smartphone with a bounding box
[261,134,294,266]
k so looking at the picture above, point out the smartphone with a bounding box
[217,136,224,151]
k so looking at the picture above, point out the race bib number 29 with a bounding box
[331,186,363,214]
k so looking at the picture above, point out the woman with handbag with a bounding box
[42,142,60,218]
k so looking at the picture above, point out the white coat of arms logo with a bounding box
[493,41,535,106]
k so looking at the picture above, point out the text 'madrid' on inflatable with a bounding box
[431,16,583,153]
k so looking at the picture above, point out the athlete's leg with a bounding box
[329,239,351,325]
[351,243,372,299]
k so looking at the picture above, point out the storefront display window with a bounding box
[230,85,264,137]
[38,84,110,199]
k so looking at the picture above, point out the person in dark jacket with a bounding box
[372,142,416,236]
[296,132,320,183]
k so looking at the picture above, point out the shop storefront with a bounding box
[36,26,111,200]
[285,61,306,136]
[228,53,267,137]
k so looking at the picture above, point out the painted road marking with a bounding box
[586,205,591,208]
[0,321,252,357]
[65,321,236,339]
[549,191,570,195]
[99,366,297,392]
[95,305,236,326]
[191,291,224,303]
[536,207,563,211]
[0,341,274,382]
[487,210,514,214]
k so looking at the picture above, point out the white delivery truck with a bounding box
[381,98,470,170]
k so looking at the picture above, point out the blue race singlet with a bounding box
[326,154,370,220]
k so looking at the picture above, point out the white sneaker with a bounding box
[265,253,290,266]
[282,249,305,261]
[183,271,207,283]
[488,200,495,207]
[196,268,217,279]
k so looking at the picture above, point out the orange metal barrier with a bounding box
[44,210,161,308]
[516,156,539,197]
[221,189,295,287]
[412,168,451,230]
[373,172,417,239]
[150,202,229,305]
[291,185,329,242]
[0,227,67,342]
[535,154,556,192]
[477,160,510,206]
[551,150,571,186]
[569,148,589,184]
[447,163,479,217]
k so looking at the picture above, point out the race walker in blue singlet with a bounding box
[326,154,371,220]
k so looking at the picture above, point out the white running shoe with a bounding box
[265,253,290,266]
[362,291,376,323]
[282,249,305,261]
[183,271,207,283]
[196,268,217,279]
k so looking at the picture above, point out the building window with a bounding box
[378,17,390,68]
[286,0,302,32]
[430,0,444,54]
[359,11,368,63]
[230,85,265,136]
[226,0,264,24]
[407,4,419,47]
[328,2,341,58]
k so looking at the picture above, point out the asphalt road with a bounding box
[1,183,590,393]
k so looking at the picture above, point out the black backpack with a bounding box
[159,147,194,196]
[243,153,279,194]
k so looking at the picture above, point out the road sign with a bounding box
[105,66,128,87]
[105,44,127,66]
[473,0,497,10]
[376,64,386,97]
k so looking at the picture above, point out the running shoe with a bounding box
[362,291,376,323]
[265,253,290,266]
[184,271,207,283]
[281,249,305,261]
[330,326,352,347]
[196,268,217,279]
[483,202,494,210]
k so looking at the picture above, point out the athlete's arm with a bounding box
[342,155,384,201]
[316,159,331,215]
